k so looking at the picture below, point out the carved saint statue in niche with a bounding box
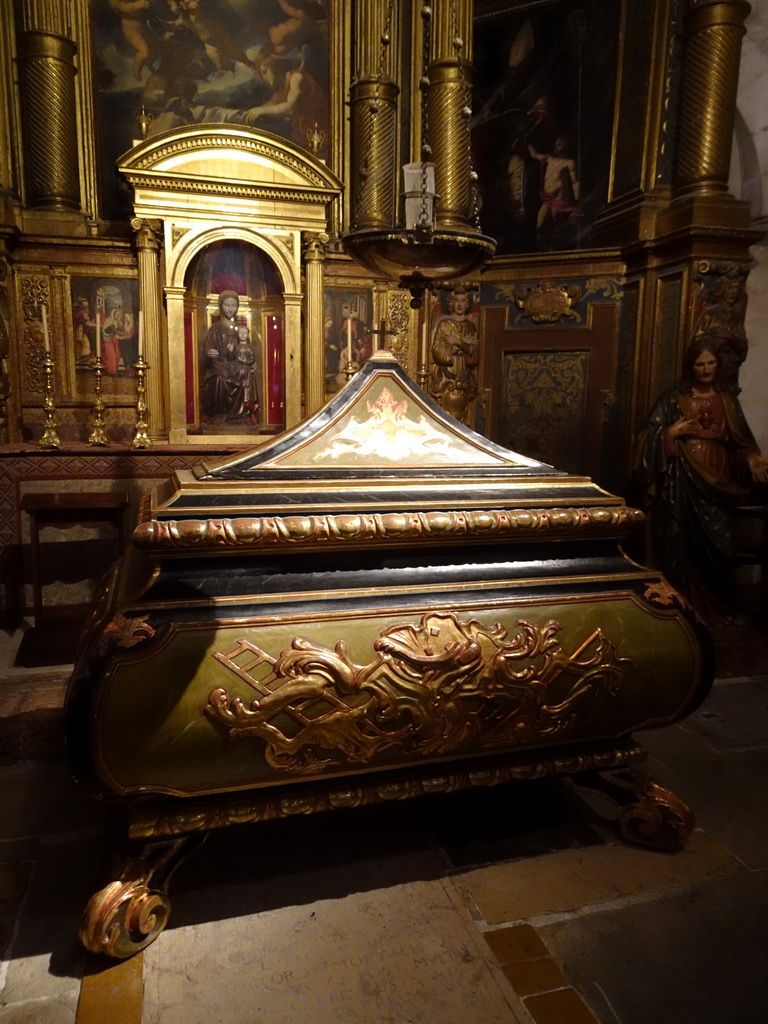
[692,265,748,388]
[200,290,260,427]
[430,287,479,424]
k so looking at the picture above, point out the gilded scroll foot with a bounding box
[80,836,200,959]
[568,769,695,851]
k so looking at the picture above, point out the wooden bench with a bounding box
[20,491,129,625]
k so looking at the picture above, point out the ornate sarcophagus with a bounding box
[66,353,713,958]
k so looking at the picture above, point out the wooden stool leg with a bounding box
[29,515,43,627]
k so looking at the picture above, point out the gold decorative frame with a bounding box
[118,126,342,444]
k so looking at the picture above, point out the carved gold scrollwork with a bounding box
[131,217,163,250]
[302,231,328,261]
[643,579,691,612]
[610,771,695,851]
[128,737,648,840]
[204,612,634,774]
[568,769,695,851]
[79,838,189,959]
[515,282,582,323]
[21,276,50,393]
[387,290,411,365]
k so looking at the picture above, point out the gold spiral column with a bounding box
[427,1,475,233]
[675,0,750,196]
[17,0,80,210]
[131,218,166,439]
[303,231,328,415]
[349,0,400,231]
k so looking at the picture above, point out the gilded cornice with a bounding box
[132,506,645,553]
[121,126,342,192]
[121,172,338,207]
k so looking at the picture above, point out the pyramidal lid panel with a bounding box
[143,354,632,543]
[198,352,553,478]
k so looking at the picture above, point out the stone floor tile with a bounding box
[484,924,548,964]
[538,869,768,1024]
[1,833,98,1009]
[503,957,569,997]
[0,997,78,1022]
[641,723,768,869]
[456,829,739,925]
[0,860,34,960]
[76,953,143,1024]
[143,879,525,1024]
[424,779,605,870]
[524,987,600,1024]
[684,678,768,750]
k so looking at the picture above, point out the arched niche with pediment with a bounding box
[119,124,342,444]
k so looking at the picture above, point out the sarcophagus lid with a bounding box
[135,352,643,555]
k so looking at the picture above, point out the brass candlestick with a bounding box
[39,353,61,449]
[131,357,152,449]
[344,359,360,380]
[87,357,109,446]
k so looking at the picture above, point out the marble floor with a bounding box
[0,621,766,1024]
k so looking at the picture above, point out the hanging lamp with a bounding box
[343,0,496,307]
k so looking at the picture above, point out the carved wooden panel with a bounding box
[500,351,590,474]
[481,303,618,482]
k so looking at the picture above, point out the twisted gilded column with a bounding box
[17,0,80,210]
[675,0,750,196]
[131,218,166,439]
[303,231,328,415]
[427,0,475,232]
[349,0,400,231]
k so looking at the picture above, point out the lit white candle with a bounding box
[138,310,143,359]
[41,305,50,353]
[95,306,101,359]
[346,316,352,363]
[421,321,428,367]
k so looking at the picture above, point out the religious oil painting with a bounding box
[183,239,285,436]
[93,1,330,217]
[472,0,620,255]
[322,287,373,399]
[70,275,139,395]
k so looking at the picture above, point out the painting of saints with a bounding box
[95,0,330,218]
[472,0,618,255]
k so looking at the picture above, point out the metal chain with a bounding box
[352,0,396,232]
[449,0,481,229]
[417,2,433,237]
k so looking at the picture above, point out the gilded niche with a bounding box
[204,612,634,774]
